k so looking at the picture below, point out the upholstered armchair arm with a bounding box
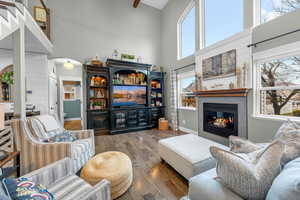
[79,179,111,200]
[19,139,72,175]
[22,158,73,187]
[11,119,72,175]
[71,129,94,140]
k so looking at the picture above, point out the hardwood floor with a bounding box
[95,129,188,200]
[64,120,82,130]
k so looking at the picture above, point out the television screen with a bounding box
[112,86,147,107]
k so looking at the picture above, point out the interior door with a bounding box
[49,77,58,116]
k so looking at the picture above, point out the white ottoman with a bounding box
[158,134,228,179]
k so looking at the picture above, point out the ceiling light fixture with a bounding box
[64,61,74,69]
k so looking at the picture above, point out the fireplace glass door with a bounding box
[203,103,238,138]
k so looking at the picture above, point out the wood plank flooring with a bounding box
[95,129,188,200]
[64,120,82,130]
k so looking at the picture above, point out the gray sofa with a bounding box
[187,157,300,200]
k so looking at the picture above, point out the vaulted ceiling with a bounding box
[134,0,169,10]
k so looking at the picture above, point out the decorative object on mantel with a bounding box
[112,49,119,60]
[203,49,236,80]
[151,65,162,72]
[229,82,235,89]
[236,62,249,88]
[194,88,250,97]
[91,56,103,67]
[121,53,136,62]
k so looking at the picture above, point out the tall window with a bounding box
[178,2,196,59]
[178,71,196,109]
[204,0,243,47]
[256,56,300,118]
[261,0,300,23]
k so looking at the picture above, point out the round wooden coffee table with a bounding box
[80,151,133,199]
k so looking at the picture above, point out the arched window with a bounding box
[178,1,196,59]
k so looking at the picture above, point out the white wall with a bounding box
[0,50,49,114]
[43,0,162,65]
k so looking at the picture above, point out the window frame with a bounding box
[255,0,300,25]
[177,71,197,110]
[253,41,300,121]
[177,0,196,60]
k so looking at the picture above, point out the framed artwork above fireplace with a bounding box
[202,49,236,80]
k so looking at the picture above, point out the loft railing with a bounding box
[0,0,51,40]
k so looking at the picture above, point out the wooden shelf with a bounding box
[194,88,250,97]
[90,86,107,88]
[90,97,107,99]
[113,84,147,87]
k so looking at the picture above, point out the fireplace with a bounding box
[197,89,249,145]
[203,103,238,138]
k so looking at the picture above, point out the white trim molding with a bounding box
[177,0,196,60]
[196,29,252,56]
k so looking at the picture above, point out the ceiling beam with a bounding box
[133,0,141,8]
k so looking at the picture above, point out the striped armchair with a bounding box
[22,158,110,200]
[11,118,95,176]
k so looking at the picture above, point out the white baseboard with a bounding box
[64,118,81,121]
[179,126,198,135]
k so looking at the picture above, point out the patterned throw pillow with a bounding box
[274,119,300,139]
[2,178,55,200]
[229,136,267,153]
[46,131,76,143]
[210,141,285,200]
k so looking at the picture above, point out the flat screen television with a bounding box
[112,85,147,107]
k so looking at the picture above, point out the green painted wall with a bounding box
[64,100,81,119]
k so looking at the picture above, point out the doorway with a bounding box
[50,57,83,130]
[60,78,83,130]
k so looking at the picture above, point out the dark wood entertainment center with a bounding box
[84,59,165,135]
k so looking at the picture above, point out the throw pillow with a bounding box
[46,130,76,143]
[2,177,55,200]
[274,119,300,139]
[210,141,285,200]
[277,133,300,165]
[229,136,266,153]
[266,157,300,200]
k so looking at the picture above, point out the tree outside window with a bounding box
[178,72,196,109]
[258,56,300,117]
[261,0,300,23]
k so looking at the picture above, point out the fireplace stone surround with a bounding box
[196,89,249,145]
